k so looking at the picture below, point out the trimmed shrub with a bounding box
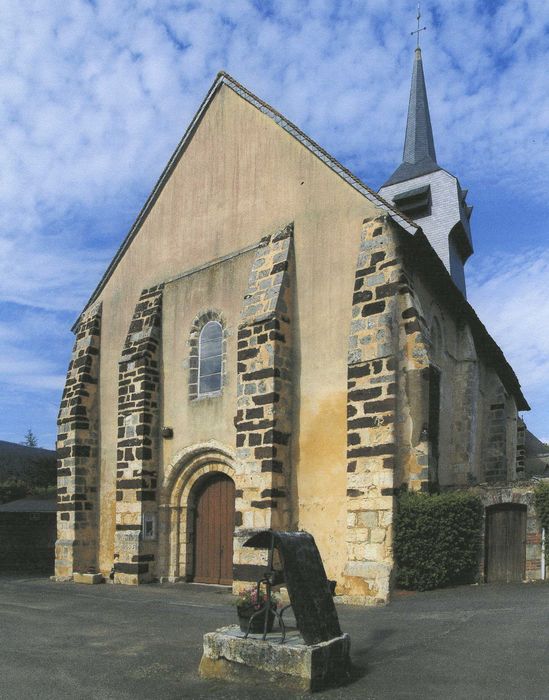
[394,491,483,591]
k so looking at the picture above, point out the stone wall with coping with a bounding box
[55,301,102,579]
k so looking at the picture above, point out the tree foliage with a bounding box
[22,455,57,494]
[394,491,484,591]
[0,480,27,504]
[21,429,39,448]
[534,482,549,532]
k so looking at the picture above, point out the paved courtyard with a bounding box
[0,576,547,699]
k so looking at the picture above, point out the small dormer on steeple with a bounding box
[379,46,474,297]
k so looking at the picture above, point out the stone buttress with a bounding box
[344,215,432,604]
[233,223,294,586]
[448,325,479,484]
[114,285,163,584]
[481,377,509,483]
[55,301,102,579]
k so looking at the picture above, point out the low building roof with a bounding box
[0,497,57,513]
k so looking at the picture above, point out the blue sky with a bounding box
[0,0,548,448]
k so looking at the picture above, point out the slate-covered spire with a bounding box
[382,47,441,187]
[379,41,474,297]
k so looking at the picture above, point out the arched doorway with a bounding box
[485,503,526,583]
[191,472,235,585]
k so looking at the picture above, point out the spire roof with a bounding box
[383,47,441,187]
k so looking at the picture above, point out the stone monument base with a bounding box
[199,626,351,692]
[73,572,104,584]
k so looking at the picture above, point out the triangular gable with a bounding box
[76,71,418,325]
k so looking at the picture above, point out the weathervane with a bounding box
[411,3,427,48]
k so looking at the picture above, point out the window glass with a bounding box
[142,513,156,541]
[199,321,222,395]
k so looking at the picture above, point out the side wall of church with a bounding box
[408,268,520,488]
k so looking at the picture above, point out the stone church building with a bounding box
[55,47,541,603]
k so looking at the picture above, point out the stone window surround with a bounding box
[188,309,228,401]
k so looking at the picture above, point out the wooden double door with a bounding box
[485,504,526,583]
[192,473,235,585]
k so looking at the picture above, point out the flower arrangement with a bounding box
[235,585,279,610]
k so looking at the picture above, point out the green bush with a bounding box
[534,482,549,532]
[394,491,484,591]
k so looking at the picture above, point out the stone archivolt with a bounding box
[159,443,236,582]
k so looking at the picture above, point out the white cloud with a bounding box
[468,248,549,436]
[0,0,547,255]
[0,0,547,442]
[0,308,70,396]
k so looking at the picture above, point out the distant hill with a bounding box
[0,440,57,482]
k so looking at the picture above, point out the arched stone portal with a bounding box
[158,443,236,583]
[475,488,541,583]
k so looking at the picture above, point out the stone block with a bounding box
[370,528,387,544]
[356,510,378,528]
[73,572,104,585]
[199,626,350,692]
[344,560,392,581]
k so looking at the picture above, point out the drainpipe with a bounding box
[542,528,546,581]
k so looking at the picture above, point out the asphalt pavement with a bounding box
[0,576,547,699]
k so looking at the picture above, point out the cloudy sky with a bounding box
[0,0,547,448]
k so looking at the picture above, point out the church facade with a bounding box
[55,48,541,603]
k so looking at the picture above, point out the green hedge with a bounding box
[394,491,484,591]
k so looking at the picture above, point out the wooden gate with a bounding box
[485,504,526,583]
[192,473,235,585]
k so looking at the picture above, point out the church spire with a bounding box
[382,47,441,188]
[378,9,474,298]
[403,48,437,166]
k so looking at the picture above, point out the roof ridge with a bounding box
[218,71,418,228]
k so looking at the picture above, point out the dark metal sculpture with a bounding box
[242,530,342,645]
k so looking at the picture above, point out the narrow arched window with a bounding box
[431,317,443,363]
[198,321,223,395]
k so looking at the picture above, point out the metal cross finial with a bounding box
[411,3,427,48]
